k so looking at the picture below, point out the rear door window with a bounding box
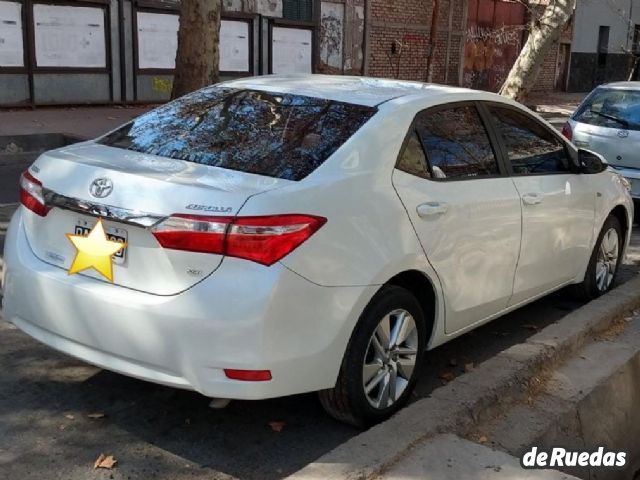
[488,107,571,175]
[99,87,377,181]
[415,105,500,180]
[396,130,431,178]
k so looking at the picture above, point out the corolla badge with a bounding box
[618,130,630,139]
[90,177,114,198]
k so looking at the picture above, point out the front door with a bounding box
[393,104,522,334]
[483,105,596,305]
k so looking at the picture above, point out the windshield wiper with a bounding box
[590,109,629,128]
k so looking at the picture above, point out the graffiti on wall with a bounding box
[463,24,524,91]
[151,77,173,94]
[320,2,344,71]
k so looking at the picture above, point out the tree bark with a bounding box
[171,0,221,99]
[499,0,575,102]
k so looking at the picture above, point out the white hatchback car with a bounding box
[564,81,640,216]
[1,75,633,427]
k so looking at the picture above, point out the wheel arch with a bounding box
[383,270,438,346]
[609,204,631,249]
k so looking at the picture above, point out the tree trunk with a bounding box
[499,0,575,102]
[171,0,221,99]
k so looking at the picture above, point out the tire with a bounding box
[319,285,427,428]
[574,215,623,300]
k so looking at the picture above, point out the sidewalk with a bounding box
[527,91,588,128]
[0,105,153,139]
[378,434,577,480]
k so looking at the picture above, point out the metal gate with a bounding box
[463,0,526,92]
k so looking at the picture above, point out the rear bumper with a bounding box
[1,209,376,400]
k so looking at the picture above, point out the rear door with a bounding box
[392,102,522,334]
[482,104,596,305]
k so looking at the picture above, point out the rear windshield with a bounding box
[573,87,640,131]
[99,87,377,181]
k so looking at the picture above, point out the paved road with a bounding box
[0,196,638,480]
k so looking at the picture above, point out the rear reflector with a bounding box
[151,214,326,266]
[19,171,50,217]
[224,369,272,381]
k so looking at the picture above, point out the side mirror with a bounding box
[578,149,608,174]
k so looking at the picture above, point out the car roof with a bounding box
[598,81,640,90]
[221,74,486,107]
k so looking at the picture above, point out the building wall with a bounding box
[366,0,466,85]
[0,0,573,106]
[569,0,639,92]
[532,43,559,92]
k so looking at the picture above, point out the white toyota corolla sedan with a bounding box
[1,75,633,427]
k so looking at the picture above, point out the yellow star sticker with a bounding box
[66,218,127,282]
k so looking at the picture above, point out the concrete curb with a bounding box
[286,275,640,480]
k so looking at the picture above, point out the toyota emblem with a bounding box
[89,178,114,198]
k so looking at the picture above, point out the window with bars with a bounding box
[282,0,313,22]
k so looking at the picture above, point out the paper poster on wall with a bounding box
[320,2,344,70]
[220,20,250,72]
[272,27,312,74]
[0,1,23,67]
[137,12,179,70]
[33,4,106,68]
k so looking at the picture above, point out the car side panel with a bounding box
[508,173,596,305]
[393,170,522,334]
[575,171,634,282]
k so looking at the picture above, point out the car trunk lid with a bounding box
[22,142,290,295]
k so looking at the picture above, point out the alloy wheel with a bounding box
[595,227,620,292]
[362,309,419,409]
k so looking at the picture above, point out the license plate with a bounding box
[74,219,128,265]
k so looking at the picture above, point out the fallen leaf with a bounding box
[94,454,117,469]
[464,362,475,373]
[268,421,286,432]
[87,413,106,419]
[438,371,456,382]
[478,435,488,444]
[64,414,75,420]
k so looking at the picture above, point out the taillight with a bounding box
[20,171,50,216]
[561,122,573,141]
[151,214,326,266]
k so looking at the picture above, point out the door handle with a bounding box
[522,193,543,206]
[417,202,449,218]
